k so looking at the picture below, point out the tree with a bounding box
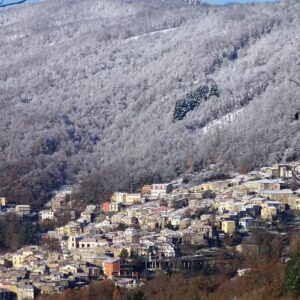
[250,227,272,262]
[0,214,39,251]
[116,223,128,231]
[271,236,284,261]
[289,232,300,253]
[285,254,300,295]
[0,0,299,212]
[202,190,216,199]
[119,249,129,260]
[223,232,242,247]
[41,238,62,253]
[203,263,218,277]
[126,291,145,300]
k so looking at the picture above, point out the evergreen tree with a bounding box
[126,291,146,300]
[119,248,129,260]
[209,82,220,98]
[285,254,300,294]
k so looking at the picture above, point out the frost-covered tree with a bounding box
[0,0,299,206]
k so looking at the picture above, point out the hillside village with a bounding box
[1,162,300,299]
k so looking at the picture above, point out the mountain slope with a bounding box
[0,0,299,206]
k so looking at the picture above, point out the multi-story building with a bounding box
[239,217,254,229]
[109,203,121,212]
[103,258,120,278]
[17,284,35,300]
[124,194,141,205]
[0,197,7,207]
[13,254,25,268]
[150,184,173,198]
[111,192,127,203]
[222,221,236,234]
[80,211,93,223]
[190,220,213,238]
[111,193,141,205]
[261,206,277,220]
[57,221,82,236]
[260,189,293,203]
[288,195,300,210]
[68,235,83,250]
[245,179,285,193]
[51,196,66,212]
[39,210,54,221]
[15,205,30,216]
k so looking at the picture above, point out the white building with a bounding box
[17,285,34,300]
[39,210,54,221]
[151,183,172,198]
[78,237,104,249]
[68,235,83,250]
[15,205,31,216]
[239,217,254,229]
[124,227,138,237]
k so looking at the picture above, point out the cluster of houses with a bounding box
[0,186,77,223]
[0,162,300,299]
[0,197,31,218]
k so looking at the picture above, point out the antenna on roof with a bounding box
[0,0,28,8]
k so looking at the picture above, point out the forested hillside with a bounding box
[0,0,299,206]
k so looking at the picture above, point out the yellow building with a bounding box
[111,213,126,224]
[261,206,277,220]
[13,254,24,268]
[0,197,7,206]
[56,222,81,236]
[245,179,284,193]
[124,193,141,205]
[260,189,293,204]
[261,166,279,177]
[111,192,141,205]
[279,165,293,179]
[12,251,33,268]
[111,192,127,203]
[198,182,214,192]
[199,180,232,193]
[288,196,300,210]
[59,264,78,274]
[222,221,236,234]
[112,245,131,258]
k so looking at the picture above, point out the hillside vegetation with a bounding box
[0,0,299,206]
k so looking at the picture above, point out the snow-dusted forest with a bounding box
[0,0,299,206]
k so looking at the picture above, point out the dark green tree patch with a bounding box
[173,82,220,121]
[285,254,300,295]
